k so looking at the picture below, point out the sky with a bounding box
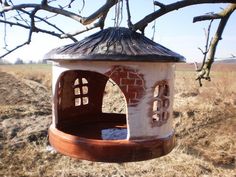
[0,0,236,63]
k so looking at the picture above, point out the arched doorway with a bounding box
[102,78,127,140]
[54,70,128,140]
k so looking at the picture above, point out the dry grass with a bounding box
[0,64,52,90]
[1,143,235,177]
[0,63,236,177]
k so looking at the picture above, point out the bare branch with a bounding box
[98,6,109,29]
[61,24,98,39]
[1,3,83,22]
[1,0,119,27]
[194,2,236,22]
[0,19,77,42]
[196,3,236,85]
[193,13,222,22]
[78,0,85,13]
[1,0,120,57]
[1,0,236,68]
[0,0,10,6]
[198,20,213,71]
[81,0,119,25]
[0,19,29,29]
[27,8,39,44]
[153,1,166,9]
[0,41,28,59]
[18,9,77,42]
[125,0,132,28]
[61,7,110,38]
[132,0,236,32]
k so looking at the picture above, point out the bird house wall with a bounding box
[52,61,175,140]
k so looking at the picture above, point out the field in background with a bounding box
[0,64,52,90]
[0,63,235,177]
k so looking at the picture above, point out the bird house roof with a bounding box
[44,27,185,62]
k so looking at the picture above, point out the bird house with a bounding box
[44,27,185,162]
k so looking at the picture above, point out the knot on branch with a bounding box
[154,1,166,9]
[196,68,211,87]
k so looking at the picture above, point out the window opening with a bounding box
[82,86,88,94]
[82,78,88,84]
[154,85,159,97]
[163,84,169,96]
[74,88,80,95]
[74,77,89,106]
[82,97,89,105]
[58,81,62,106]
[75,98,81,106]
[152,81,170,127]
[74,78,79,86]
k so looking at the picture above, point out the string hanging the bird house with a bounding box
[152,0,157,41]
[114,0,123,27]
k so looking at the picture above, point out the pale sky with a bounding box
[0,0,235,63]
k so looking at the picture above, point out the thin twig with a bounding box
[0,42,28,59]
[0,19,75,40]
[78,0,85,13]
[193,13,222,22]
[153,1,166,9]
[61,23,99,38]
[81,0,119,25]
[1,3,83,22]
[199,19,213,71]
[132,0,236,32]
[196,3,236,86]
[19,9,77,42]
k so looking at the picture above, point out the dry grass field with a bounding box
[0,63,236,177]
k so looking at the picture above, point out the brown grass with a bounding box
[0,64,52,90]
[0,63,236,177]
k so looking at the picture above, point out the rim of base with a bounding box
[48,124,175,162]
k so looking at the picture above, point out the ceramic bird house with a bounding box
[44,27,185,162]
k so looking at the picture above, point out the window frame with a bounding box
[74,77,89,107]
[152,80,170,127]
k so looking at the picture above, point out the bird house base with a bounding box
[48,113,175,162]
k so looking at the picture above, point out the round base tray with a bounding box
[48,124,175,162]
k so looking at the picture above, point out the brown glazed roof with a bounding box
[44,27,185,62]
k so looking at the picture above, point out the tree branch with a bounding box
[196,3,236,85]
[193,13,222,22]
[132,0,236,32]
[27,8,38,44]
[61,4,110,38]
[0,19,77,41]
[80,0,119,25]
[153,1,166,9]
[1,3,83,23]
[199,20,213,71]
[0,41,28,59]
[19,9,77,42]
[125,0,132,28]
[1,0,119,27]
[194,2,236,22]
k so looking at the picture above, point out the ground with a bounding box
[0,63,235,177]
